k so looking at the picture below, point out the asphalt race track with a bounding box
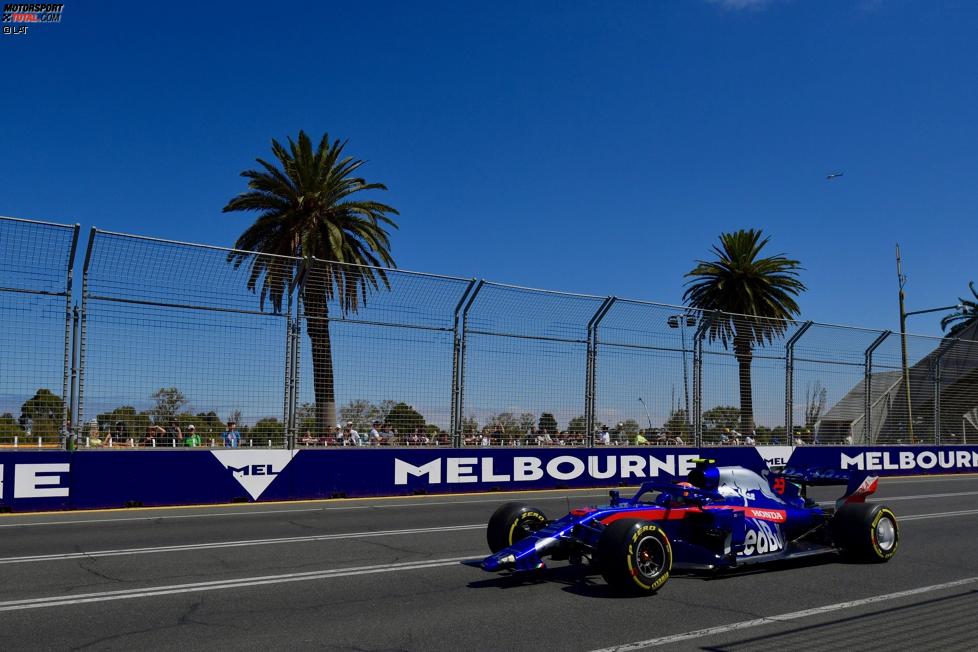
[1,475,977,651]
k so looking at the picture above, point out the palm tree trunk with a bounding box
[303,290,336,435]
[734,336,755,433]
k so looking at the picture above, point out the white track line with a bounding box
[0,557,470,613]
[900,508,978,521]
[1,508,977,611]
[4,502,978,565]
[0,494,610,528]
[0,524,486,565]
[589,576,978,651]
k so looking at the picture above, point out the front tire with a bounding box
[832,503,899,562]
[486,503,548,553]
[597,520,672,595]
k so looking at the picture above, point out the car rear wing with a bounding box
[780,467,879,509]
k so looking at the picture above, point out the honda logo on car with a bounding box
[394,454,701,486]
[841,449,978,472]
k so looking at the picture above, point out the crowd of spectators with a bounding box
[55,418,851,450]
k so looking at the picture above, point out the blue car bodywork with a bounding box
[481,461,881,574]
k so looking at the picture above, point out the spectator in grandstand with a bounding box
[166,419,183,447]
[114,421,129,446]
[184,424,202,447]
[481,432,491,447]
[299,429,319,446]
[143,424,166,446]
[744,432,756,446]
[598,426,611,445]
[344,424,362,446]
[368,421,382,445]
[634,431,649,446]
[223,420,240,448]
[333,425,344,446]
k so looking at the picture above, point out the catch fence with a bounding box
[2,215,977,449]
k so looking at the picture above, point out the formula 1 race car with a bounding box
[480,459,899,594]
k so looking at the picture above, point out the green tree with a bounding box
[941,281,978,338]
[460,415,479,435]
[339,399,380,430]
[0,412,22,441]
[96,406,152,439]
[224,131,399,434]
[702,405,740,431]
[684,229,806,431]
[252,417,285,441]
[386,403,425,433]
[150,387,187,424]
[20,389,65,439]
[518,412,536,433]
[538,413,558,433]
[567,415,587,434]
[620,419,641,435]
[804,380,827,428]
[662,410,690,438]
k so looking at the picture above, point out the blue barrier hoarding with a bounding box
[1,445,977,513]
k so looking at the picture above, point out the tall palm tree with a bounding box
[941,281,978,338]
[683,229,806,433]
[223,131,398,433]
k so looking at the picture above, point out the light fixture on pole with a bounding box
[667,313,697,425]
[637,397,653,431]
[896,244,961,444]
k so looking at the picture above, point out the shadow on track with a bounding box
[465,553,848,599]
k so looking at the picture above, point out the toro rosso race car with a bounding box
[481,459,898,594]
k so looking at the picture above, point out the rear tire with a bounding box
[486,503,548,553]
[832,503,899,562]
[597,520,672,595]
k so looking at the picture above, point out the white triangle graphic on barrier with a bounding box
[210,450,297,500]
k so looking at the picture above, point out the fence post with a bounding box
[692,314,712,447]
[76,227,97,429]
[453,280,484,447]
[585,297,616,446]
[863,330,891,445]
[932,339,955,446]
[62,224,80,430]
[69,304,80,434]
[449,279,478,442]
[784,321,813,440]
[283,276,294,448]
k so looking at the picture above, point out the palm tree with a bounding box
[223,131,398,434]
[941,281,978,338]
[683,229,806,432]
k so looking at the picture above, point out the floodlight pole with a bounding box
[896,244,915,443]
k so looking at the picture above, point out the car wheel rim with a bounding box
[635,536,666,578]
[875,516,896,551]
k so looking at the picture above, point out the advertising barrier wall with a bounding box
[1,445,977,513]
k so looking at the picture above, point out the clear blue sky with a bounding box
[3,0,977,337]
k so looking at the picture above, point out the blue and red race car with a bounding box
[481,459,899,594]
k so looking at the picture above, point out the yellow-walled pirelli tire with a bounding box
[831,503,899,563]
[486,503,549,553]
[597,520,672,595]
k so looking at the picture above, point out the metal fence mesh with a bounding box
[78,231,293,447]
[297,259,473,446]
[1,219,977,450]
[0,217,77,446]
